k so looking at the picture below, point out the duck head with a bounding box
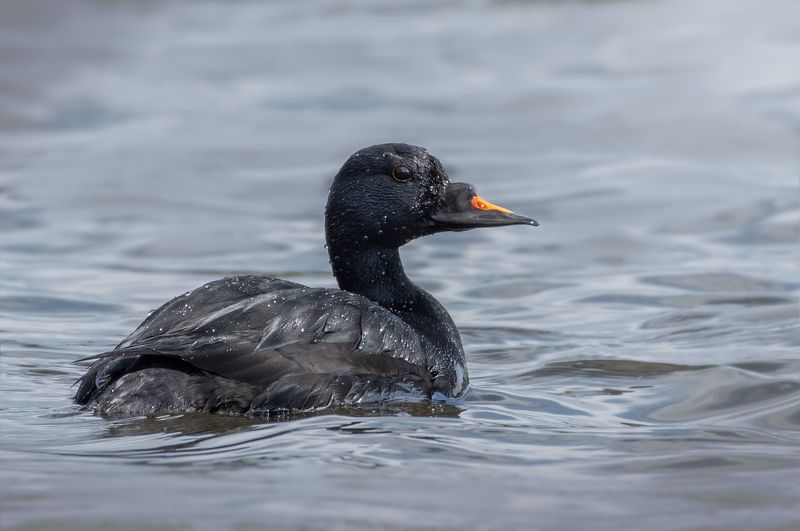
[325,143,537,250]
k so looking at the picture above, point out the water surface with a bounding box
[1,0,799,529]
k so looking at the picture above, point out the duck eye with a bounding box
[391,166,413,182]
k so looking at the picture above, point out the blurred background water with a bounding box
[1,0,798,529]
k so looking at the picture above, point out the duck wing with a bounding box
[75,275,432,406]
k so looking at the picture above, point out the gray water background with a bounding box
[1,0,799,529]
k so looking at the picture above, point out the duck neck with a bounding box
[326,239,461,352]
[329,241,416,313]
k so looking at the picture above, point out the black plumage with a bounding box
[75,143,537,417]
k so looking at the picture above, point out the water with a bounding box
[1,0,798,529]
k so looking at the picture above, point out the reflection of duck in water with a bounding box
[75,143,537,417]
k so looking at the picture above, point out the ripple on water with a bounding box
[0,295,123,315]
[463,278,572,300]
[646,365,800,428]
[577,292,797,309]
[516,358,712,379]
[641,272,797,293]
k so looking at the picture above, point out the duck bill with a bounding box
[430,182,538,231]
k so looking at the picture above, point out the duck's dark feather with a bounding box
[76,275,435,416]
